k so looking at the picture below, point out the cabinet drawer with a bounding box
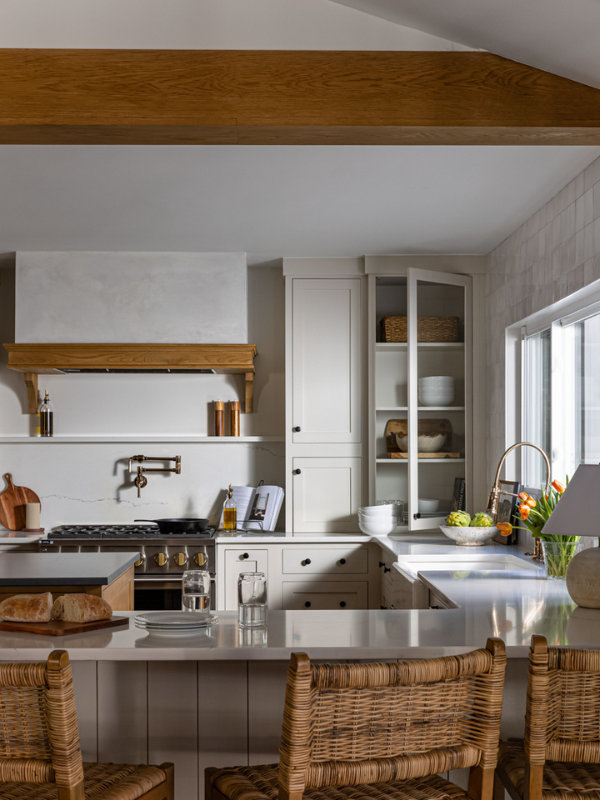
[282,580,368,610]
[282,547,368,575]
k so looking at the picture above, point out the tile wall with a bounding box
[486,156,600,544]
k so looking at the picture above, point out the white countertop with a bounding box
[0,534,594,661]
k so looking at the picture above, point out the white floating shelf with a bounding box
[376,343,407,351]
[418,406,465,411]
[376,342,464,352]
[376,407,408,412]
[0,436,285,444]
[376,458,465,464]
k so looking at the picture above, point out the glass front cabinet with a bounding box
[368,268,472,531]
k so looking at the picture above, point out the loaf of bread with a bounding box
[51,593,112,623]
[0,592,53,623]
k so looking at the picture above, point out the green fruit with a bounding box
[446,510,471,527]
[470,512,494,528]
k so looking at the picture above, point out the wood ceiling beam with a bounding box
[2,49,600,145]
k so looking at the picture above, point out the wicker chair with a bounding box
[0,649,174,800]
[207,638,506,800]
[496,635,600,800]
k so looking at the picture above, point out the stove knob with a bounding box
[154,552,167,567]
[194,552,208,567]
[174,552,188,567]
[134,553,146,568]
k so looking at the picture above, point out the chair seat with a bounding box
[499,742,600,800]
[0,761,167,799]
[211,763,470,800]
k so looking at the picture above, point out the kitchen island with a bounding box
[0,537,595,800]
[0,552,138,610]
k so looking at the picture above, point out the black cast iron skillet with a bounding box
[134,518,210,534]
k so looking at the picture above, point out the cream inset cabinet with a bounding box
[290,278,362,444]
[369,268,472,531]
[286,273,365,532]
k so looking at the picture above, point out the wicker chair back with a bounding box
[526,635,600,766]
[278,639,506,797]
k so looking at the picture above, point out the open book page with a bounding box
[220,485,284,531]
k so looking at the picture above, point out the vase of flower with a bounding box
[513,479,580,580]
[541,539,580,580]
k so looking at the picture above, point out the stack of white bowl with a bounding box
[358,504,398,535]
[418,376,455,407]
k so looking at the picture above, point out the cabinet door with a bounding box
[281,580,368,610]
[292,457,361,532]
[223,548,268,610]
[291,278,362,443]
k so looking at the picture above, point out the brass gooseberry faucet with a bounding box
[486,442,551,559]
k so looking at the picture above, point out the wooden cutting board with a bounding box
[0,473,41,531]
[0,616,129,637]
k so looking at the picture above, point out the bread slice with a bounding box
[51,593,112,623]
[0,591,53,623]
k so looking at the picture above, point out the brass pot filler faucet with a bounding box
[128,455,182,497]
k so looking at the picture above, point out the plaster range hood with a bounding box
[3,343,258,414]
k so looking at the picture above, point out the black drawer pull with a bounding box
[242,553,249,559]
[293,469,302,475]
[339,601,347,608]
[379,561,385,568]
[302,558,312,566]
[293,426,301,432]
[304,601,311,608]
[384,567,391,573]
[340,558,346,565]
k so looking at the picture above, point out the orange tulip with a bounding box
[497,522,513,536]
[518,492,529,502]
[551,480,565,494]
[526,497,537,508]
[520,506,531,520]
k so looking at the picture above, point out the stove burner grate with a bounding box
[47,525,216,540]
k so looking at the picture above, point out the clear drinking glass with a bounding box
[238,572,267,627]
[182,570,211,611]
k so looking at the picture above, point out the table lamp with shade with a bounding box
[541,464,600,608]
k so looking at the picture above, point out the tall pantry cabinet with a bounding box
[284,261,367,532]
[284,257,486,534]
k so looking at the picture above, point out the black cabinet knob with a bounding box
[293,426,301,432]
[339,601,347,608]
[379,561,385,568]
[303,558,312,566]
[242,552,249,559]
[384,567,391,573]
[340,558,346,565]
[293,469,302,475]
[414,512,422,520]
[304,601,311,608]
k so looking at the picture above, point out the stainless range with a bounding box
[39,525,216,610]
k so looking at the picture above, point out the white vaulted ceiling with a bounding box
[329,0,600,89]
[2,145,599,263]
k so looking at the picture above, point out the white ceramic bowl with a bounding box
[396,433,446,453]
[418,498,440,513]
[440,525,498,546]
[359,510,397,521]
[358,518,398,535]
[359,504,397,516]
[419,389,455,407]
[419,377,454,385]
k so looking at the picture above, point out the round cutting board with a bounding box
[0,473,41,531]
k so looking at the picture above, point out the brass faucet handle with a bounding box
[128,455,147,473]
[175,456,182,474]
[135,467,148,498]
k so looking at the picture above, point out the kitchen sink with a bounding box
[397,553,541,574]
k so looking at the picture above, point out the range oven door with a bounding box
[134,575,216,611]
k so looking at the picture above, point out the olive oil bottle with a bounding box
[39,390,54,437]
[223,484,237,532]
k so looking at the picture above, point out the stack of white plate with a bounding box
[358,504,398,535]
[135,611,218,637]
[418,376,455,407]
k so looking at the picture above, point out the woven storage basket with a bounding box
[381,316,460,343]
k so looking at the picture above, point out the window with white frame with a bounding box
[522,303,600,488]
